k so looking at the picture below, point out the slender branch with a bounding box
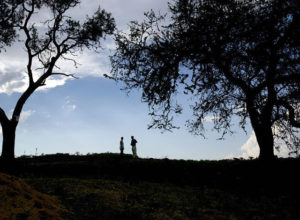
[52,13,63,55]
[22,1,35,85]
[37,52,51,68]
[51,72,79,79]
[103,74,116,80]
[61,54,81,68]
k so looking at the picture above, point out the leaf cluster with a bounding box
[0,0,24,51]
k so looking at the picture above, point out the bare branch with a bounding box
[51,72,79,79]
[61,54,81,68]
[103,74,116,80]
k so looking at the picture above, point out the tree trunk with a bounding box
[1,85,36,161]
[247,97,275,160]
[249,114,275,160]
[1,121,17,161]
[254,124,274,160]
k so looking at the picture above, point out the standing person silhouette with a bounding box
[120,137,124,156]
[131,136,138,158]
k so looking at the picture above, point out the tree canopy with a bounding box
[111,0,300,159]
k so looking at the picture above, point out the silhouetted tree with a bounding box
[110,0,300,160]
[0,0,115,160]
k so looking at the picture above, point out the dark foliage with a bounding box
[0,0,23,51]
[110,0,300,159]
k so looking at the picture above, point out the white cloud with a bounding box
[0,53,75,95]
[38,76,70,91]
[0,78,27,95]
[0,41,109,95]
[238,130,291,159]
[0,60,28,95]
[240,131,259,158]
[203,116,220,122]
[19,110,36,123]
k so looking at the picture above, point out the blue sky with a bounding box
[0,76,252,159]
[0,0,289,159]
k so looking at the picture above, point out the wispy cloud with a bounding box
[19,110,36,123]
[63,96,77,111]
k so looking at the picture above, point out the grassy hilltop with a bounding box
[1,153,299,219]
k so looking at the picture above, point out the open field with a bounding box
[1,153,299,219]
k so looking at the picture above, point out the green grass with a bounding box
[1,153,300,219]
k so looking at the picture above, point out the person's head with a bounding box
[131,136,134,139]
[121,137,123,140]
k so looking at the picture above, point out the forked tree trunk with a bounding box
[1,121,17,161]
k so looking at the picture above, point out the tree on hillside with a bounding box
[110,0,300,160]
[0,0,115,160]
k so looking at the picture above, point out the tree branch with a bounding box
[217,60,250,93]
[252,73,300,96]
[277,101,300,128]
[51,72,79,79]
[0,107,9,125]
[103,74,116,80]
[22,1,35,85]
